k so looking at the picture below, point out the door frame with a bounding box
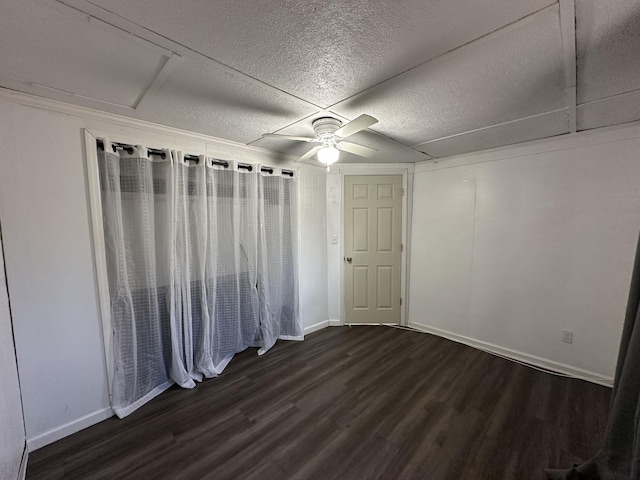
[329,163,415,327]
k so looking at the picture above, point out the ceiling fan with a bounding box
[262,114,379,165]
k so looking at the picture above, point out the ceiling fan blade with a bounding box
[334,114,378,138]
[337,141,378,158]
[295,145,323,163]
[262,133,319,143]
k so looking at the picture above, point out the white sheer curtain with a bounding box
[258,171,302,353]
[97,140,301,418]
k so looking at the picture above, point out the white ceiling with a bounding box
[1,0,639,164]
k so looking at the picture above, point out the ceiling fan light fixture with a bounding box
[262,114,378,164]
[317,145,339,165]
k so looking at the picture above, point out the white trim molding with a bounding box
[27,407,113,452]
[409,321,614,387]
[345,323,400,327]
[303,319,344,334]
[83,130,114,403]
[304,320,329,335]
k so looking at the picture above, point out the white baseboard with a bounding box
[303,319,343,334]
[345,323,399,326]
[18,442,28,480]
[304,320,329,335]
[409,321,613,387]
[27,407,113,451]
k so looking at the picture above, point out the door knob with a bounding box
[345,257,352,263]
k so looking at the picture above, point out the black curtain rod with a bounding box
[97,140,293,176]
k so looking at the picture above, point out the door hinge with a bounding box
[400,298,402,306]
[401,243,403,253]
[401,188,405,196]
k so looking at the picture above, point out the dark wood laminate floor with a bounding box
[27,326,611,480]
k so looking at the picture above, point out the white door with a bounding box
[344,175,402,324]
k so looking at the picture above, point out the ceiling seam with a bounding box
[410,108,569,148]
[578,88,640,106]
[132,54,183,110]
[55,0,325,112]
[415,125,640,171]
[29,82,135,111]
[559,0,577,133]
[324,2,561,112]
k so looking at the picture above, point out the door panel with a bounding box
[376,266,393,309]
[377,208,393,252]
[353,266,369,309]
[345,175,402,324]
[353,208,369,252]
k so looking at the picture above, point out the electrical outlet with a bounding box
[561,329,573,344]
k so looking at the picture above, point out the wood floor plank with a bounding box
[27,326,611,480]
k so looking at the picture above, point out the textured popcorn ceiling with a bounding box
[0,0,638,162]
[0,0,167,107]
[576,0,640,104]
[332,6,566,146]
[84,0,553,108]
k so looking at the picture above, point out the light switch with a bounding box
[331,234,339,245]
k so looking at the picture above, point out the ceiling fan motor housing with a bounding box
[312,117,342,139]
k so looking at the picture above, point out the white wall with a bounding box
[298,166,329,332]
[409,124,640,382]
[0,90,328,449]
[0,233,26,480]
[326,173,343,322]
[0,99,111,450]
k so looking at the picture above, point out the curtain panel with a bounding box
[97,141,302,418]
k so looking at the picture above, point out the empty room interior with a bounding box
[2,1,640,479]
